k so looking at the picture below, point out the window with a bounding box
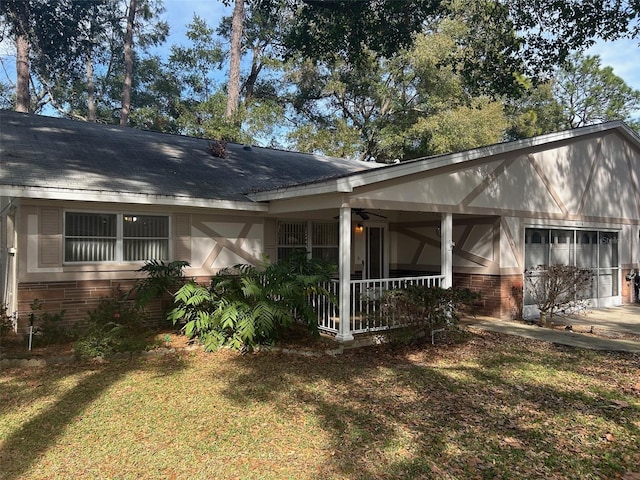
[65,212,169,263]
[312,222,339,264]
[278,221,339,265]
[524,227,620,304]
[65,213,117,262]
[277,221,307,261]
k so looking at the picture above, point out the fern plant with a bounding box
[168,250,336,352]
[130,259,191,309]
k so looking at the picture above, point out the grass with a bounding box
[1,330,639,480]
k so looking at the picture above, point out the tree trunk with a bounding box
[120,0,137,126]
[15,32,30,113]
[243,46,263,107]
[86,53,96,122]
[225,0,244,119]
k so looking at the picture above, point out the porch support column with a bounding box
[336,204,354,342]
[441,213,453,289]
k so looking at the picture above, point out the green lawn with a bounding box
[1,330,639,480]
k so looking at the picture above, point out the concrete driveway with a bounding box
[463,304,640,353]
[553,304,640,336]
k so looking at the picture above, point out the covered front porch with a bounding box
[319,208,457,341]
[313,273,446,338]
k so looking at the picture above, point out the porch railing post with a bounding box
[336,204,354,342]
[441,213,453,289]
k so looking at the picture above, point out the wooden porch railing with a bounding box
[311,274,446,335]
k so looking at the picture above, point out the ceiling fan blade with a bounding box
[333,209,387,220]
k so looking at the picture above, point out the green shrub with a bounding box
[1,303,12,335]
[169,250,336,352]
[74,292,149,359]
[130,260,190,310]
[381,286,480,345]
[1,303,15,349]
[28,299,75,347]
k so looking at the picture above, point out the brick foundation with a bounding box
[16,280,170,334]
[453,273,523,319]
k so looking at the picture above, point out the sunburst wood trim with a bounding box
[624,144,640,218]
[576,137,603,216]
[527,154,568,215]
[460,158,517,207]
[411,239,427,265]
[192,219,262,266]
[396,226,493,268]
[396,228,441,249]
[500,217,522,270]
[201,243,225,269]
[234,223,254,249]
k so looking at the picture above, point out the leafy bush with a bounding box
[130,260,190,310]
[28,299,75,347]
[1,303,12,334]
[524,264,592,326]
[168,250,336,352]
[381,286,480,345]
[74,292,149,359]
[1,303,15,349]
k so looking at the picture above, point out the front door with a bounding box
[364,226,386,279]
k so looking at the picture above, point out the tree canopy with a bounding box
[1,0,638,160]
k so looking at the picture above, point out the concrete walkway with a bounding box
[462,305,640,353]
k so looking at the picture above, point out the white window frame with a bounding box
[523,226,622,317]
[277,220,339,264]
[64,211,171,264]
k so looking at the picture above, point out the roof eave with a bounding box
[0,186,268,212]
[247,122,640,201]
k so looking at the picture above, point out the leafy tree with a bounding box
[0,0,168,123]
[0,81,13,110]
[127,55,183,132]
[161,16,243,140]
[506,81,565,139]
[216,1,289,143]
[283,14,513,162]
[0,0,106,112]
[276,0,445,62]
[410,98,507,155]
[224,0,245,120]
[552,52,640,129]
[119,0,168,125]
[505,0,639,73]
[274,0,639,79]
[120,0,138,125]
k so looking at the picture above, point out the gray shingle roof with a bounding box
[0,111,380,202]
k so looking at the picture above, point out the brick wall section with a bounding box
[16,280,168,334]
[453,273,523,319]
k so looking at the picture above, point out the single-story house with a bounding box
[1,110,639,341]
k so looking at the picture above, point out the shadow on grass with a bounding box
[0,355,185,480]
[217,330,640,479]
